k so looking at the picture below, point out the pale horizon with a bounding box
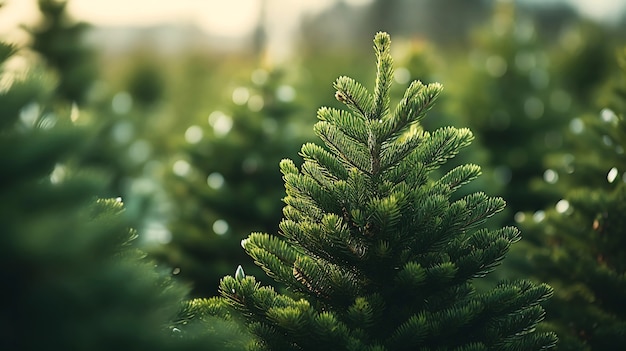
[0,0,623,59]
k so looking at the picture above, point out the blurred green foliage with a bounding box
[0,38,247,350]
[5,0,626,348]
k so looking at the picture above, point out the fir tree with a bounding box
[514,48,626,351]
[191,32,558,351]
[0,38,245,351]
[25,0,97,105]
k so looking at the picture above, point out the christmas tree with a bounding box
[189,32,557,350]
[25,0,97,105]
[514,48,626,351]
[0,37,245,350]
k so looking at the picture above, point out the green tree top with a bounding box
[190,32,557,351]
[25,0,97,105]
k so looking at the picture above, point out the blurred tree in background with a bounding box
[446,2,574,218]
[514,49,626,350]
[155,67,316,296]
[24,0,97,105]
[0,34,246,350]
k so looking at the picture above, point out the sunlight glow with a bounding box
[68,0,261,37]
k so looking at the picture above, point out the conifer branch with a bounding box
[208,32,557,351]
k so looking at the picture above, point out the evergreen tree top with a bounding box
[192,31,557,351]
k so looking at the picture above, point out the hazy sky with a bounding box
[2,0,623,37]
[0,0,369,36]
[0,0,623,59]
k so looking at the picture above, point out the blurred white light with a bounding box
[533,210,546,223]
[524,96,544,119]
[485,55,507,77]
[607,167,619,183]
[207,172,225,189]
[555,199,570,214]
[569,118,584,134]
[213,219,229,235]
[208,111,233,137]
[208,110,224,125]
[70,102,80,122]
[600,108,617,123]
[173,159,191,177]
[276,85,296,102]
[50,164,67,184]
[248,95,264,112]
[185,125,203,144]
[394,67,411,84]
[232,87,250,105]
[130,177,156,195]
[514,212,526,223]
[144,221,172,244]
[251,69,269,85]
[19,102,39,127]
[112,91,133,114]
[543,169,559,184]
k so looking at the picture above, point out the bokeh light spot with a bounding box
[208,111,233,137]
[112,91,133,114]
[543,169,559,184]
[555,199,570,214]
[207,172,225,189]
[276,85,296,102]
[394,67,411,84]
[251,69,269,85]
[607,167,619,183]
[173,159,191,177]
[248,95,264,112]
[213,219,229,235]
[569,118,584,134]
[185,125,203,144]
[232,87,250,105]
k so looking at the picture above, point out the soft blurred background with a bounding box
[4,1,626,349]
[2,0,625,301]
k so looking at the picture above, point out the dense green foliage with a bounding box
[514,49,626,351]
[0,39,245,351]
[195,32,557,351]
